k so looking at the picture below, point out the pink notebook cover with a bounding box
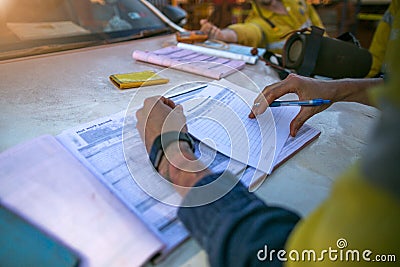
[132,46,246,79]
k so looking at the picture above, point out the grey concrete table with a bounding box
[0,34,379,266]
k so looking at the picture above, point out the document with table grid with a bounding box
[174,79,297,174]
[172,79,321,189]
[57,111,188,258]
[56,79,320,260]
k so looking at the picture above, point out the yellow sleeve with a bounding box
[228,23,263,48]
[367,19,391,77]
[285,166,400,267]
[367,0,399,77]
[385,6,400,106]
[285,4,400,266]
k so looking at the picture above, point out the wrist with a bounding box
[158,141,193,181]
[330,79,359,102]
[220,29,238,43]
[149,131,194,171]
[158,141,211,196]
[329,78,382,104]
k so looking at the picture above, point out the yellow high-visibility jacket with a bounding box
[286,1,400,265]
[228,0,324,53]
[368,0,399,77]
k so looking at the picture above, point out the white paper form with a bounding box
[239,124,321,190]
[176,79,299,174]
[193,140,247,175]
[170,80,320,190]
[272,124,321,168]
[56,111,188,257]
[0,135,163,267]
[190,124,320,192]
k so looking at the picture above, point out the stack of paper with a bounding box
[132,46,246,79]
[177,41,266,64]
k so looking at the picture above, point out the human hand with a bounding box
[199,19,223,40]
[136,96,188,152]
[136,96,209,194]
[249,74,334,137]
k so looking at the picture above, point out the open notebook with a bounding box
[0,80,319,266]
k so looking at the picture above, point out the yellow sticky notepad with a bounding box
[109,71,169,89]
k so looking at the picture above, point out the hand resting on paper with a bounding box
[135,96,210,196]
[249,74,383,137]
[136,96,188,152]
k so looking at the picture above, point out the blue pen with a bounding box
[269,98,331,107]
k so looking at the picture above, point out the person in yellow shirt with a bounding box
[134,2,399,266]
[282,3,400,265]
[249,1,400,265]
[199,0,325,53]
[368,0,399,77]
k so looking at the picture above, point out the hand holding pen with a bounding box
[249,74,334,137]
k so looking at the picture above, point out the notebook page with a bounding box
[177,79,298,174]
[57,111,188,257]
[0,135,163,267]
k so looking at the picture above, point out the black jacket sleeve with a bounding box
[178,172,300,267]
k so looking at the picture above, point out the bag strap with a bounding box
[336,31,361,47]
[262,51,291,80]
[252,0,276,30]
[296,26,324,76]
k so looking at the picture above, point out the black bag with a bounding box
[264,26,372,80]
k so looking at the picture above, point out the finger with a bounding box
[135,106,141,117]
[161,96,176,109]
[135,108,143,125]
[174,105,187,132]
[199,21,217,37]
[199,22,211,32]
[250,96,268,118]
[248,110,256,119]
[209,26,221,39]
[175,104,184,112]
[199,24,208,32]
[135,108,145,138]
[143,95,160,109]
[249,82,284,117]
[209,25,216,35]
[148,96,171,114]
[289,107,313,137]
[250,78,298,117]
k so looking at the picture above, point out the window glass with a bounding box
[0,0,170,59]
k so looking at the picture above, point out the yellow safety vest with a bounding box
[368,0,399,77]
[228,0,324,53]
[285,1,400,265]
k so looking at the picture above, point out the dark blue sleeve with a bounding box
[178,172,300,267]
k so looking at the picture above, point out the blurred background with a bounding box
[0,0,391,59]
[150,0,391,48]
